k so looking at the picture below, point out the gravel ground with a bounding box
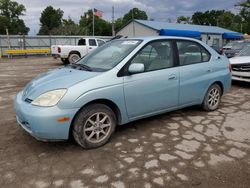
[0,57,250,188]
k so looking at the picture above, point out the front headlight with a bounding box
[31,89,67,107]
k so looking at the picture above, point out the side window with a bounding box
[89,39,97,46]
[177,41,211,65]
[130,40,174,72]
[78,38,86,46]
[201,47,210,62]
[97,39,105,46]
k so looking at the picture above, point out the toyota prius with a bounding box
[14,36,231,149]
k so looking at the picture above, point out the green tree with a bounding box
[235,0,250,33]
[50,17,85,35]
[123,8,148,24]
[114,18,123,31]
[114,7,148,32]
[177,16,191,24]
[191,12,206,25]
[79,9,112,36]
[217,12,240,30]
[0,0,29,34]
[190,10,242,32]
[192,10,225,26]
[38,6,63,35]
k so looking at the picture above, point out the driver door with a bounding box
[123,40,179,119]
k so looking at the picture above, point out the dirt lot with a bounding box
[0,57,250,188]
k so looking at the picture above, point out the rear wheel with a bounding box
[72,104,116,149]
[68,53,80,64]
[202,84,222,111]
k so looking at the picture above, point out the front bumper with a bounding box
[232,71,250,83]
[14,91,79,140]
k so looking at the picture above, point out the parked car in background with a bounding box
[229,46,250,82]
[51,38,106,64]
[15,36,231,149]
[222,40,250,58]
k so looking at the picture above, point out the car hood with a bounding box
[22,67,101,100]
[229,56,250,65]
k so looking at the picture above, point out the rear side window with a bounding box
[89,39,97,46]
[177,41,211,65]
[97,39,105,46]
[78,38,86,46]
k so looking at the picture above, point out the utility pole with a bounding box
[6,29,10,49]
[132,8,135,36]
[92,9,95,36]
[112,6,115,36]
[6,28,11,58]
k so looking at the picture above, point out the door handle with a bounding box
[168,74,176,80]
[89,47,92,49]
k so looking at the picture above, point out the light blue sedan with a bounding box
[14,36,231,149]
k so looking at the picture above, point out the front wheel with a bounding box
[61,58,69,64]
[72,104,116,149]
[202,84,222,111]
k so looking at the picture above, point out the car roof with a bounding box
[121,36,202,43]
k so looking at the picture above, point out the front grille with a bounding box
[232,63,250,72]
[24,98,33,103]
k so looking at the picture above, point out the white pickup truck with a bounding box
[51,38,106,64]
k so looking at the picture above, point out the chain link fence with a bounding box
[0,35,112,57]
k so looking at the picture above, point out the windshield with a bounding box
[224,41,247,50]
[238,46,250,56]
[224,42,235,48]
[76,39,142,71]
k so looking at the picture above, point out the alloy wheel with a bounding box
[83,112,112,144]
[208,88,220,109]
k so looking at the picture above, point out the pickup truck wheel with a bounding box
[69,53,80,64]
[72,104,116,149]
[202,84,222,111]
[61,58,69,64]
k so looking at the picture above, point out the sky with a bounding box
[16,0,240,35]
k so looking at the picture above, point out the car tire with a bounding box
[72,104,116,149]
[68,53,80,64]
[61,58,69,64]
[202,84,222,111]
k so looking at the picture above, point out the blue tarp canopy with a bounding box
[223,32,243,39]
[159,29,201,38]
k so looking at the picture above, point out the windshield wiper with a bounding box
[67,64,92,71]
[77,64,93,71]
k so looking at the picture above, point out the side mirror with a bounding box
[128,63,145,74]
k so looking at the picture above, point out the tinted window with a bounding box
[78,38,86,46]
[130,40,174,72]
[89,39,97,46]
[97,39,105,46]
[177,41,210,65]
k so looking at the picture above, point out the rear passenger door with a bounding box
[176,40,212,106]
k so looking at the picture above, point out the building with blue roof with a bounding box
[117,19,243,48]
